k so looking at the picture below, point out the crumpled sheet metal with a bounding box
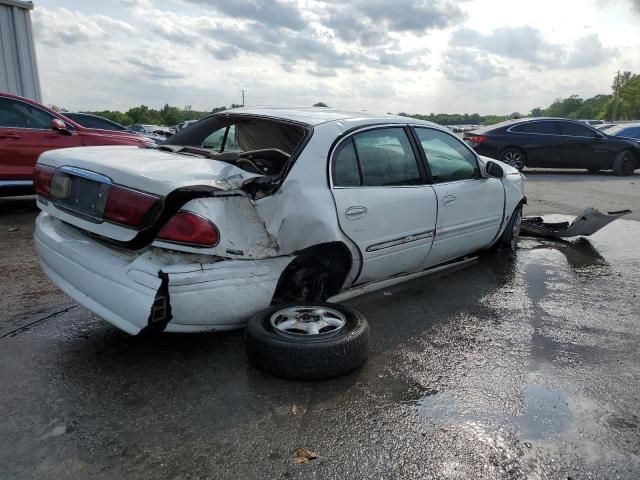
[521,208,631,238]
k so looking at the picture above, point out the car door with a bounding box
[512,120,564,167]
[557,121,609,169]
[330,126,438,285]
[413,127,504,268]
[0,97,79,180]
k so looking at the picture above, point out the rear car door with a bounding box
[330,126,437,285]
[413,127,504,268]
[0,97,79,181]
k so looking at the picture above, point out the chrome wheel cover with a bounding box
[270,306,347,338]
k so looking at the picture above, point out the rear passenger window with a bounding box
[512,121,558,134]
[333,139,361,187]
[352,128,421,186]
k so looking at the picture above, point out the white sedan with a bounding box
[34,107,524,375]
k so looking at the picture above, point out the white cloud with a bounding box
[30,0,638,115]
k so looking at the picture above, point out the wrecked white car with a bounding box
[34,107,525,375]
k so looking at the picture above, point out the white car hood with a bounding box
[38,146,265,196]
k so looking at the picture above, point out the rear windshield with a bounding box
[166,116,306,156]
[164,115,308,178]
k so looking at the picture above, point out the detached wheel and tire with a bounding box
[612,150,637,176]
[500,148,526,171]
[245,302,369,380]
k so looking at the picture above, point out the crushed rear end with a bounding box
[33,114,309,333]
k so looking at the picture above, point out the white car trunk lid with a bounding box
[36,146,265,242]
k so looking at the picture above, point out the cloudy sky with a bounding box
[33,0,640,115]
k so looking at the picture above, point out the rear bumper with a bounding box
[0,179,34,197]
[35,213,292,334]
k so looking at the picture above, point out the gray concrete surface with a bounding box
[1,171,639,479]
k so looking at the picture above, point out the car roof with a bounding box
[218,106,437,127]
[475,117,600,133]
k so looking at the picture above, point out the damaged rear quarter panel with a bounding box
[152,195,279,258]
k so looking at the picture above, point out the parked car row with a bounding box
[0,93,156,195]
[464,117,640,175]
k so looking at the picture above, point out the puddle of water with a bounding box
[516,386,571,440]
[416,386,572,441]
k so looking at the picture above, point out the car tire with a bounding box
[612,150,637,176]
[245,302,369,380]
[499,148,526,171]
[494,205,522,251]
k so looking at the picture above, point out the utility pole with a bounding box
[612,70,620,122]
[241,89,245,107]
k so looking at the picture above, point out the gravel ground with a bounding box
[0,170,639,479]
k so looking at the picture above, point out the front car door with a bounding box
[0,97,78,181]
[413,127,504,268]
[557,121,609,169]
[330,126,438,285]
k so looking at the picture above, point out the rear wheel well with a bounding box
[271,242,352,304]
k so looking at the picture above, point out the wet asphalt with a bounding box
[1,172,639,479]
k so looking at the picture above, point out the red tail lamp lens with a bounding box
[34,164,55,198]
[103,185,160,227]
[467,135,487,144]
[157,211,219,247]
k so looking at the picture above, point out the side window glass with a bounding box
[559,122,597,137]
[416,128,478,183]
[528,121,558,134]
[333,139,361,187]
[13,102,52,129]
[0,98,51,129]
[202,127,227,150]
[352,128,421,186]
[224,124,240,152]
[510,123,529,133]
[202,125,241,152]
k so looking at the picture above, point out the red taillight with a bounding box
[34,164,55,198]
[103,185,160,227]
[466,135,487,145]
[157,211,219,247]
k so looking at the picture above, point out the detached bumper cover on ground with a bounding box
[521,208,631,238]
[34,213,291,334]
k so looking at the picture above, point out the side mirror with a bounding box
[51,118,71,135]
[484,160,504,179]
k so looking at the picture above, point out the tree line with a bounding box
[59,71,638,127]
[401,71,640,125]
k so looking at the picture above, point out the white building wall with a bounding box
[0,0,41,101]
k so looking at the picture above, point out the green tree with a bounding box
[313,102,329,107]
[159,103,182,126]
[544,95,583,118]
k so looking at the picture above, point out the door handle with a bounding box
[441,194,457,206]
[0,133,21,140]
[345,206,367,219]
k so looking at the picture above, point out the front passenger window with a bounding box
[0,98,52,129]
[416,128,478,183]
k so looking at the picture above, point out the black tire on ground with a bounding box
[499,148,526,171]
[245,302,370,380]
[492,205,522,251]
[612,150,637,176]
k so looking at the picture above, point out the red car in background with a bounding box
[0,92,153,196]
